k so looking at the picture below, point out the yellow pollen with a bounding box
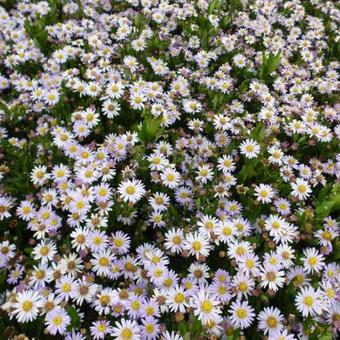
[304,295,313,307]
[236,308,247,319]
[175,293,185,303]
[201,300,213,313]
[22,301,33,312]
[267,316,278,328]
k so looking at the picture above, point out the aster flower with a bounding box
[295,286,324,317]
[11,290,43,323]
[118,179,146,204]
[240,139,260,159]
[190,289,222,324]
[229,300,255,330]
[111,318,141,340]
[45,306,71,335]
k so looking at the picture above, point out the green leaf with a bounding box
[266,52,282,74]
[138,116,163,143]
[66,305,81,330]
[315,184,340,220]
[259,52,281,80]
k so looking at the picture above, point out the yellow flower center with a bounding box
[238,282,247,292]
[40,246,49,256]
[304,295,313,307]
[308,257,317,266]
[172,236,181,245]
[121,328,132,339]
[126,186,136,195]
[192,241,202,251]
[53,315,63,326]
[114,238,124,247]
[62,283,71,293]
[175,292,185,303]
[99,257,109,266]
[131,300,140,310]
[201,299,213,313]
[236,308,247,319]
[267,316,278,328]
[22,301,33,312]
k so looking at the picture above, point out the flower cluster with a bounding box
[0,0,339,339]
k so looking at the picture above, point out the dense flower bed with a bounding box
[0,0,339,339]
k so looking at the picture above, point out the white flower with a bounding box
[190,289,221,324]
[183,232,212,259]
[295,286,324,317]
[166,285,189,313]
[240,139,260,158]
[45,306,71,335]
[11,290,43,323]
[291,178,311,200]
[302,247,325,273]
[229,300,255,329]
[112,318,141,340]
[254,184,275,203]
[164,228,185,254]
[258,306,284,335]
[160,168,181,188]
[118,179,146,203]
[260,267,285,292]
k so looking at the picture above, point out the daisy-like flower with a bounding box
[160,331,183,340]
[274,198,291,216]
[91,249,115,277]
[217,155,236,173]
[118,179,146,203]
[197,215,220,236]
[147,153,167,171]
[295,286,324,317]
[0,196,14,221]
[227,240,252,260]
[110,231,131,255]
[45,306,71,335]
[166,285,189,313]
[239,139,260,159]
[111,318,141,340]
[93,288,118,315]
[90,320,112,340]
[11,290,43,323]
[71,278,98,305]
[183,232,212,259]
[32,241,57,263]
[196,164,213,184]
[264,214,288,240]
[16,200,36,221]
[269,328,297,340]
[260,267,285,292]
[215,219,236,243]
[291,178,312,200]
[190,289,222,324]
[164,228,185,254]
[55,274,76,302]
[239,253,261,276]
[302,247,325,273]
[0,240,16,260]
[31,165,50,186]
[254,184,275,203]
[229,300,255,330]
[149,192,170,212]
[257,306,284,335]
[160,168,181,189]
[141,317,160,340]
[232,273,255,299]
